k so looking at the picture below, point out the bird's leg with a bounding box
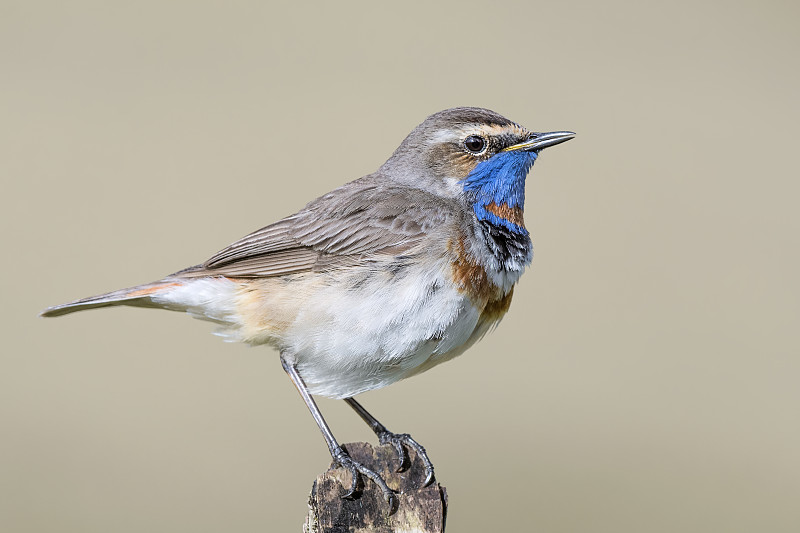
[344,397,435,487]
[280,356,396,507]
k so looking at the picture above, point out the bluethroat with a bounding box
[42,107,575,507]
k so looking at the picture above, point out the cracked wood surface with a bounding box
[304,442,447,533]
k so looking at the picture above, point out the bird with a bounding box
[41,107,574,507]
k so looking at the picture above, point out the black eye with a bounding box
[464,135,487,154]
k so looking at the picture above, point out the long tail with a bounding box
[39,280,183,317]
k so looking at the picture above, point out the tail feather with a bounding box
[40,281,181,317]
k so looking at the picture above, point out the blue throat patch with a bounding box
[460,150,537,234]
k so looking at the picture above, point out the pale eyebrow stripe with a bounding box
[429,123,528,145]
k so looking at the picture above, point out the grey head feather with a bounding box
[379,107,516,194]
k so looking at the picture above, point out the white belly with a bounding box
[283,263,483,398]
[154,260,493,399]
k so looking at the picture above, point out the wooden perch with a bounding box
[304,442,448,533]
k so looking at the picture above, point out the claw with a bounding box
[343,464,361,499]
[332,446,396,508]
[377,431,436,486]
[423,467,435,488]
[380,433,410,472]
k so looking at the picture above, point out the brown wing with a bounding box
[179,179,453,279]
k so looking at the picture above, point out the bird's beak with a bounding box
[502,131,576,152]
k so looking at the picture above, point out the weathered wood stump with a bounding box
[304,442,447,533]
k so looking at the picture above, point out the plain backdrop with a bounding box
[2,1,798,532]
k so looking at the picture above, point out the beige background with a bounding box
[2,1,798,531]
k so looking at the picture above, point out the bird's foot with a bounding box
[377,430,436,486]
[332,445,397,507]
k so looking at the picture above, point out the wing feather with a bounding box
[183,179,453,279]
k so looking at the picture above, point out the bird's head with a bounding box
[381,108,574,226]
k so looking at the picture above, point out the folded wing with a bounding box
[180,180,453,279]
